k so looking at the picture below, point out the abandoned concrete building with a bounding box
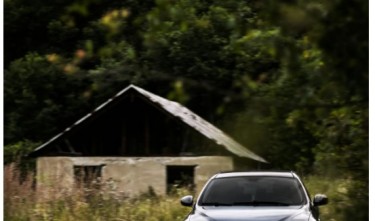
[29,85,266,198]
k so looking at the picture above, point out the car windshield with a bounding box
[198,176,306,206]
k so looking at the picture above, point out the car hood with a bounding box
[191,205,311,221]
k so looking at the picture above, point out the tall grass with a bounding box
[4,163,36,220]
[5,163,364,221]
[4,163,192,221]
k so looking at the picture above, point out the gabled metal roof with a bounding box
[30,85,267,163]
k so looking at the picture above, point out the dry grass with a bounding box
[4,163,36,220]
[5,163,363,221]
[4,163,192,221]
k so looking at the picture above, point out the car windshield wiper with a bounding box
[200,202,233,206]
[201,201,293,207]
[232,201,291,206]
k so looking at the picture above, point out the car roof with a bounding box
[214,171,296,179]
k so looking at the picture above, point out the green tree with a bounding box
[252,0,368,219]
[4,53,93,143]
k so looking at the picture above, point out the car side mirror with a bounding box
[180,195,194,207]
[313,194,328,206]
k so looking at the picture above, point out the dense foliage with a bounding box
[4,0,368,220]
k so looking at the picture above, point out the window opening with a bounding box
[74,165,104,189]
[167,165,196,194]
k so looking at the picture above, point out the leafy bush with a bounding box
[304,175,368,221]
[4,140,40,164]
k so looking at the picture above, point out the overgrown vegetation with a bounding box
[3,164,360,221]
[4,163,192,221]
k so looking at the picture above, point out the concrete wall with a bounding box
[36,156,233,199]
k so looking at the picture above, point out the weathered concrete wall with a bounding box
[37,157,76,200]
[36,156,233,199]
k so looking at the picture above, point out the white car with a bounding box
[180,171,328,221]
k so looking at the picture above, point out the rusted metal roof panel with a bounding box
[30,85,267,163]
